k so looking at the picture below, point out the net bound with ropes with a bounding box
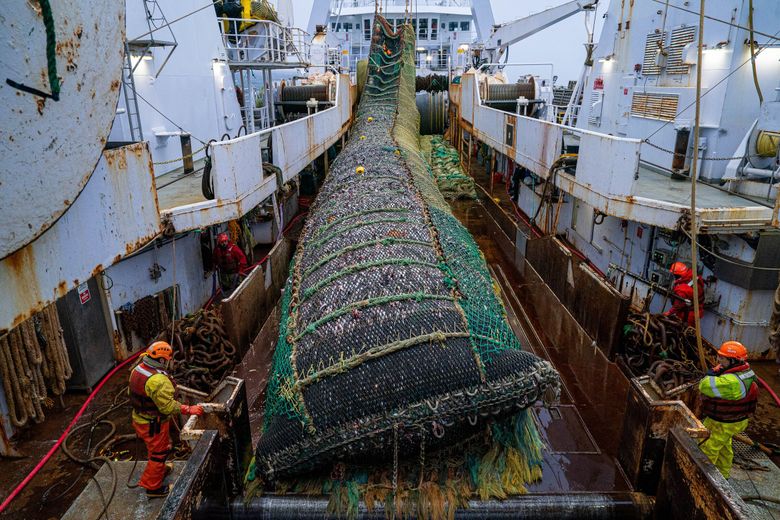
[247,15,560,512]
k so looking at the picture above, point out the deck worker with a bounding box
[213,232,247,294]
[698,341,758,479]
[129,341,204,498]
[664,261,704,326]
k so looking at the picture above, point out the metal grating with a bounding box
[642,31,666,75]
[588,90,603,126]
[667,25,696,74]
[631,92,678,121]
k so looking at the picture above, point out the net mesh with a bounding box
[420,135,477,200]
[255,16,560,486]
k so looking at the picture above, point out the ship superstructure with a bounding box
[2,2,780,519]
[311,0,490,73]
[452,0,780,357]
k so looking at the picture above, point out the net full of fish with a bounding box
[249,16,561,496]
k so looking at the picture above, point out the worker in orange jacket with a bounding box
[664,261,704,326]
[129,341,203,498]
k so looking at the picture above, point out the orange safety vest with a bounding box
[128,361,177,419]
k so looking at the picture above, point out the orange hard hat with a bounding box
[147,341,173,361]
[717,341,747,362]
[669,261,691,277]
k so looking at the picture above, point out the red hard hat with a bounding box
[217,232,229,245]
[147,341,173,361]
[669,261,691,278]
[717,341,747,362]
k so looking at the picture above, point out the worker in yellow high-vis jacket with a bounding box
[129,341,204,498]
[698,341,758,479]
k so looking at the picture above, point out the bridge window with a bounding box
[363,19,371,40]
[460,21,470,31]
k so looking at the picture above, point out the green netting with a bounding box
[253,16,559,504]
[420,135,477,200]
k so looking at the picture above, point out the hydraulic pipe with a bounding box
[196,492,655,520]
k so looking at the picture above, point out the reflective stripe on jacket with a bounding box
[129,360,180,424]
[699,363,758,423]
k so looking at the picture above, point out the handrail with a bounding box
[217,17,311,65]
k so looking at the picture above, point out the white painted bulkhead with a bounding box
[111,0,242,175]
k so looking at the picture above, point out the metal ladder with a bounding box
[121,41,144,141]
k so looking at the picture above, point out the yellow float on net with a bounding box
[359,135,366,140]
[367,116,374,122]
[356,165,366,175]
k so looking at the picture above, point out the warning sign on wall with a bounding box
[78,282,91,305]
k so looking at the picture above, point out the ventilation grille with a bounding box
[642,31,666,75]
[631,92,679,121]
[588,90,603,126]
[667,25,696,74]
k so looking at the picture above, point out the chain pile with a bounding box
[620,311,714,396]
[155,308,237,393]
[0,305,72,428]
[119,294,172,346]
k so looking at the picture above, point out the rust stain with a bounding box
[35,97,46,115]
[5,246,44,329]
[74,25,83,39]
[91,264,104,276]
[110,79,120,92]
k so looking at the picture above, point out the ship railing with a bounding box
[218,18,311,67]
[329,0,470,9]
[546,104,581,126]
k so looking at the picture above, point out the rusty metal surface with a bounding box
[61,462,187,520]
[656,427,754,520]
[729,439,780,519]
[163,74,352,233]
[617,376,707,495]
[0,142,161,333]
[159,431,226,520]
[525,235,629,359]
[0,0,125,258]
[457,71,774,233]
[220,264,271,358]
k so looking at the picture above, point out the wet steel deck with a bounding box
[155,159,208,211]
[635,163,773,209]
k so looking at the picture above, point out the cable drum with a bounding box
[484,81,537,114]
[279,84,329,103]
[416,91,447,135]
[249,15,560,508]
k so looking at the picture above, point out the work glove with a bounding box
[180,404,204,416]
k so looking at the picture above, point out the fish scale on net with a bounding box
[248,16,561,504]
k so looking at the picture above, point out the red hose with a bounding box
[0,350,143,514]
[757,376,780,408]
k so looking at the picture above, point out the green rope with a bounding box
[295,330,470,388]
[41,0,61,100]
[6,0,60,100]
[302,237,432,278]
[293,292,456,341]
[309,217,411,249]
[299,258,440,302]
[315,207,410,237]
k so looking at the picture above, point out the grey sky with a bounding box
[291,0,608,83]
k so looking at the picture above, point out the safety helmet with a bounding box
[669,261,691,278]
[216,232,229,246]
[717,341,747,362]
[147,341,173,361]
